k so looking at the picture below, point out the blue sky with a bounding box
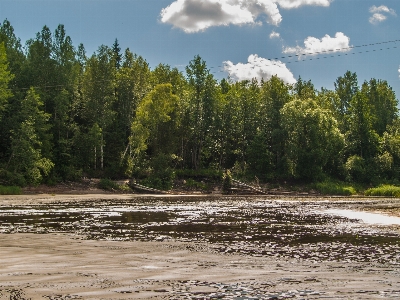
[1,0,400,96]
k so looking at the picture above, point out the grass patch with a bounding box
[314,181,357,196]
[97,178,120,191]
[184,178,208,190]
[364,185,400,197]
[98,179,132,192]
[0,185,22,195]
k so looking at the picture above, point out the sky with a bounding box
[1,0,400,96]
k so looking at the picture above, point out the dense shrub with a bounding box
[314,180,357,196]
[184,178,207,190]
[98,178,120,191]
[0,185,22,195]
[0,169,27,187]
[365,185,400,197]
[222,171,233,194]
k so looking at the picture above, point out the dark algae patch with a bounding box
[0,196,399,264]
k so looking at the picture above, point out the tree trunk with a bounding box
[94,147,97,170]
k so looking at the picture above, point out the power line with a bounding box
[4,38,400,92]
[210,45,399,74]
[273,39,400,60]
[182,38,400,74]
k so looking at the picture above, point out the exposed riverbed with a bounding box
[0,195,400,299]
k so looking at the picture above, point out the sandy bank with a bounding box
[1,233,399,299]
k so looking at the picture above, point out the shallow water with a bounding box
[324,208,400,225]
[0,197,399,263]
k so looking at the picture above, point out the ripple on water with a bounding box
[0,197,399,263]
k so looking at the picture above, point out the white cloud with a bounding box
[398,65,400,79]
[369,5,396,24]
[275,0,332,9]
[369,5,396,15]
[160,0,281,33]
[160,0,334,33]
[283,32,351,57]
[270,30,280,39]
[370,13,387,24]
[223,54,296,84]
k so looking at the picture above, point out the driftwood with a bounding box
[230,179,268,195]
[129,181,170,194]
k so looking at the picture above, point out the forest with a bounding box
[0,19,399,190]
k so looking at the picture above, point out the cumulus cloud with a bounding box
[160,0,333,33]
[160,0,281,33]
[283,32,351,57]
[369,5,396,24]
[275,0,332,9]
[370,5,396,15]
[223,54,296,84]
[370,13,387,24]
[270,30,280,39]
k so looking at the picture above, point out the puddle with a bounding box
[0,197,399,263]
[325,209,400,225]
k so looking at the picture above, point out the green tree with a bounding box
[112,49,151,175]
[184,55,217,169]
[382,119,400,179]
[361,79,398,136]
[129,83,180,158]
[112,38,122,70]
[0,20,24,167]
[0,42,13,117]
[129,83,180,180]
[293,76,315,100]
[220,79,261,173]
[343,91,380,183]
[7,88,53,185]
[259,76,291,178]
[0,20,25,89]
[281,98,344,179]
[81,45,116,171]
[334,71,358,132]
[345,91,379,160]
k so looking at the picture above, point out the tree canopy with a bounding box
[0,21,399,187]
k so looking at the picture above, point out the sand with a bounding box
[0,194,399,299]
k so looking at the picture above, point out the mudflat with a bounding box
[0,194,400,299]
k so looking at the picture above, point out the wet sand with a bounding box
[1,233,400,299]
[1,194,400,299]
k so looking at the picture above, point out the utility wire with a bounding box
[5,38,400,91]
[207,45,399,74]
[194,38,400,74]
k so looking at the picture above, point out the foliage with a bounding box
[0,20,399,187]
[222,170,233,193]
[0,42,13,118]
[184,178,208,190]
[7,88,54,185]
[0,185,21,195]
[97,178,120,191]
[175,169,223,180]
[0,169,26,187]
[365,185,400,197]
[345,91,379,159]
[280,98,344,180]
[141,154,176,190]
[314,180,357,196]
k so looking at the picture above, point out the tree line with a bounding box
[0,20,399,188]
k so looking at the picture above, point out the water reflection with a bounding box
[0,197,399,263]
[325,209,400,225]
